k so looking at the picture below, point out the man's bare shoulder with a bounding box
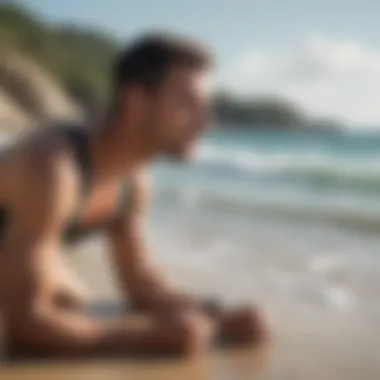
[5,129,80,211]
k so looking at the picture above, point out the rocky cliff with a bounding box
[0,51,83,134]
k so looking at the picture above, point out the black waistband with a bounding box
[62,126,92,196]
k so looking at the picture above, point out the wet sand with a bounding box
[0,245,379,380]
[0,348,268,380]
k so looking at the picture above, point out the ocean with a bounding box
[149,128,380,319]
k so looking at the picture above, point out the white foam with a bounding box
[325,286,355,310]
[310,255,345,275]
[194,141,380,188]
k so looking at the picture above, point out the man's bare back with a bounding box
[0,34,268,359]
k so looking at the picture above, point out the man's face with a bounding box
[147,67,212,160]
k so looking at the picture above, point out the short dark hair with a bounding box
[113,32,211,92]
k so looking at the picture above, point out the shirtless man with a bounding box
[0,33,268,358]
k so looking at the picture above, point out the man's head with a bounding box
[111,32,212,160]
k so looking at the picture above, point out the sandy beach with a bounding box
[0,241,377,380]
[1,318,379,380]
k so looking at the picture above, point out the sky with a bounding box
[17,0,380,126]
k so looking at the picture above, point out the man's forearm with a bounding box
[109,227,221,316]
[124,266,201,313]
[7,308,183,357]
[125,271,222,318]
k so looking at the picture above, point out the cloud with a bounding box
[224,35,380,127]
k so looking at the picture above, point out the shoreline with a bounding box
[67,245,380,379]
[0,243,378,379]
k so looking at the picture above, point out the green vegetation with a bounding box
[213,91,306,128]
[0,2,118,107]
[0,2,339,129]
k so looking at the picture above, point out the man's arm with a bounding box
[3,155,207,357]
[107,172,201,313]
[105,172,270,349]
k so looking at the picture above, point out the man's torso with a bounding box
[0,125,131,247]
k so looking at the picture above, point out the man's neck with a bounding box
[88,120,153,181]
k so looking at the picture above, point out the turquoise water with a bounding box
[150,129,380,316]
[153,129,380,230]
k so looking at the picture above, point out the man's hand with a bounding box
[158,298,270,349]
[153,308,215,356]
[215,305,270,348]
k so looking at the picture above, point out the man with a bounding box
[0,33,268,358]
